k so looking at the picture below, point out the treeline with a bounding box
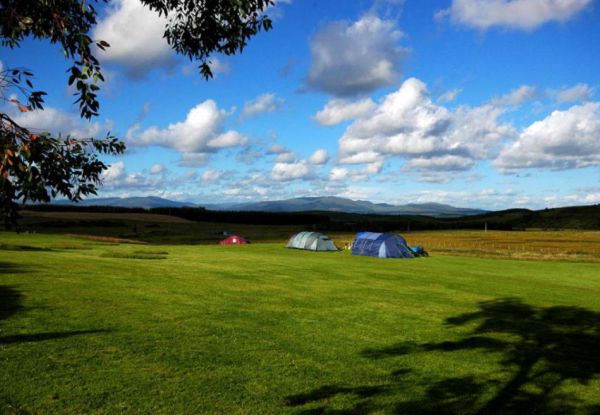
[23,203,600,230]
[25,205,331,226]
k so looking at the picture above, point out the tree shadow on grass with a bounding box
[0,261,33,275]
[286,298,600,414]
[0,329,110,345]
[1,284,111,345]
[0,284,23,321]
[0,244,52,252]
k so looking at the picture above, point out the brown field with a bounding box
[330,230,600,263]
[21,210,194,223]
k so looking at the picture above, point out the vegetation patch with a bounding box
[50,243,92,250]
[133,250,169,256]
[100,251,167,260]
[67,234,147,245]
[0,244,51,252]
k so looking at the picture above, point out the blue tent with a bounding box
[351,232,414,259]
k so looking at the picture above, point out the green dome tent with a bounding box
[286,232,338,251]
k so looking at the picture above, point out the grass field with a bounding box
[2,231,600,414]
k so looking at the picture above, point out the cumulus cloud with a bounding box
[329,167,350,181]
[202,169,224,183]
[241,93,283,118]
[102,161,126,183]
[265,143,297,163]
[127,100,247,160]
[150,164,166,174]
[337,77,515,177]
[403,155,476,172]
[306,15,407,96]
[11,106,113,138]
[402,155,476,183]
[490,85,538,106]
[271,161,313,181]
[437,0,593,31]
[94,0,174,78]
[313,98,376,126]
[276,152,296,163]
[328,161,383,182]
[102,161,162,190]
[495,102,600,171]
[555,83,593,103]
[308,149,330,165]
[267,144,288,154]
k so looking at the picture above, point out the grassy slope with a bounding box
[1,232,600,414]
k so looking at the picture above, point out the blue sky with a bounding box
[3,0,600,209]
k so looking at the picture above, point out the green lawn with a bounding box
[1,232,600,414]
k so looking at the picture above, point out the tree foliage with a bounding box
[0,0,274,227]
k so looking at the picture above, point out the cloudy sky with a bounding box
[3,0,600,209]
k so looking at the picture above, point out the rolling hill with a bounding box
[55,196,485,217]
[203,196,486,217]
[55,196,196,209]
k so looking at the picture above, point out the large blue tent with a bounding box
[351,232,414,259]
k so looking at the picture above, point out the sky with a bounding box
[2,0,600,210]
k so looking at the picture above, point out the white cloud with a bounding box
[202,169,224,183]
[265,143,297,163]
[102,161,126,183]
[337,78,515,174]
[495,102,600,171]
[490,85,538,106]
[267,144,288,154]
[437,0,593,31]
[208,59,230,77]
[271,161,313,181]
[328,161,383,182]
[404,155,476,172]
[94,0,174,78]
[555,83,593,103]
[179,153,209,167]
[438,88,462,103]
[150,164,166,174]
[363,161,384,174]
[313,98,377,126]
[102,161,162,190]
[308,149,330,165]
[329,167,350,181]
[339,151,384,165]
[306,15,407,96]
[241,93,283,118]
[128,100,247,156]
[11,106,113,138]
[276,152,296,163]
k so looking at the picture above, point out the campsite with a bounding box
[1,208,600,414]
[2,0,600,413]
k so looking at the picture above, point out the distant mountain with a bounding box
[55,196,197,209]
[54,196,485,216]
[203,196,486,217]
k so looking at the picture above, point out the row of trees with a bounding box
[1,0,274,227]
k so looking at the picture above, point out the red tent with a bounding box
[219,235,249,245]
